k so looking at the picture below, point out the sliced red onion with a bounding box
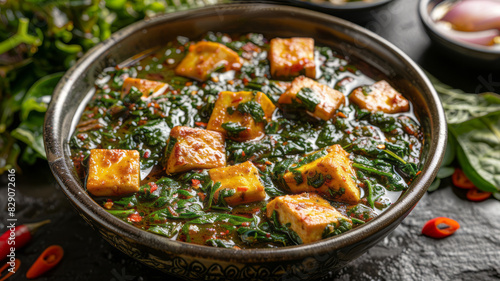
[440,0,500,32]
[436,21,500,46]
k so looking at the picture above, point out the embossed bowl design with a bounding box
[44,4,446,280]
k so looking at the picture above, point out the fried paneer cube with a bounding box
[209,161,266,206]
[207,91,276,141]
[121,77,168,99]
[86,149,140,197]
[349,80,409,113]
[283,145,360,204]
[164,126,226,174]
[175,41,242,82]
[266,193,352,244]
[269,37,316,79]
[278,76,345,121]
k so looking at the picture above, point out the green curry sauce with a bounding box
[69,32,423,249]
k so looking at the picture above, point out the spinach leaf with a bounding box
[449,112,500,192]
[221,122,247,137]
[113,195,138,208]
[106,209,136,219]
[306,171,326,188]
[123,86,143,104]
[205,181,221,210]
[237,100,265,123]
[237,221,288,246]
[187,213,253,225]
[296,87,320,112]
[148,223,180,238]
[316,123,344,148]
[0,133,21,173]
[21,72,63,121]
[206,239,235,248]
[428,72,500,124]
[269,211,302,245]
[322,218,353,238]
[11,112,46,160]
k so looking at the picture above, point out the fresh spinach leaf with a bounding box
[221,122,247,137]
[449,112,500,192]
[237,100,265,123]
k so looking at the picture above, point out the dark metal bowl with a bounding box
[44,4,446,280]
[269,0,395,23]
[419,0,500,68]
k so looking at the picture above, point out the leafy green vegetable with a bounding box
[221,122,247,137]
[10,113,46,160]
[449,113,500,192]
[269,211,302,245]
[429,72,500,193]
[0,18,42,54]
[206,239,235,248]
[352,163,393,177]
[148,223,180,238]
[306,171,325,188]
[0,0,220,173]
[20,72,62,120]
[205,181,221,210]
[105,209,136,219]
[237,100,265,123]
[427,72,500,124]
[187,213,253,225]
[296,87,320,112]
[322,218,352,238]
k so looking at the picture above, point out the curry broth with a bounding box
[69,32,423,249]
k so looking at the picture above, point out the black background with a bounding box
[1,0,500,280]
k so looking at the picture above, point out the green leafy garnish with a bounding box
[296,87,320,112]
[221,122,247,137]
[237,100,265,123]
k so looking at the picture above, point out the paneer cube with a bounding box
[349,80,409,113]
[269,37,316,79]
[207,91,276,141]
[209,161,266,206]
[278,76,345,121]
[175,41,242,82]
[86,149,141,197]
[266,193,352,244]
[282,145,360,204]
[121,77,168,99]
[164,126,226,174]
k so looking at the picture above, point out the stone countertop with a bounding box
[1,0,500,280]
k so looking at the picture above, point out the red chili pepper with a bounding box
[191,179,201,186]
[237,186,249,192]
[26,245,64,279]
[0,220,50,260]
[466,188,492,202]
[128,213,143,223]
[422,217,460,238]
[232,97,243,103]
[148,182,158,192]
[0,258,21,281]
[452,168,476,189]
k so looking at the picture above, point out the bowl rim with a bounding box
[44,3,446,262]
[418,0,500,55]
[280,0,394,11]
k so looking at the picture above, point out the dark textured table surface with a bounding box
[1,0,500,280]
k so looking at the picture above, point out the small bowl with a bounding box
[419,0,500,68]
[44,3,446,280]
[272,0,395,22]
